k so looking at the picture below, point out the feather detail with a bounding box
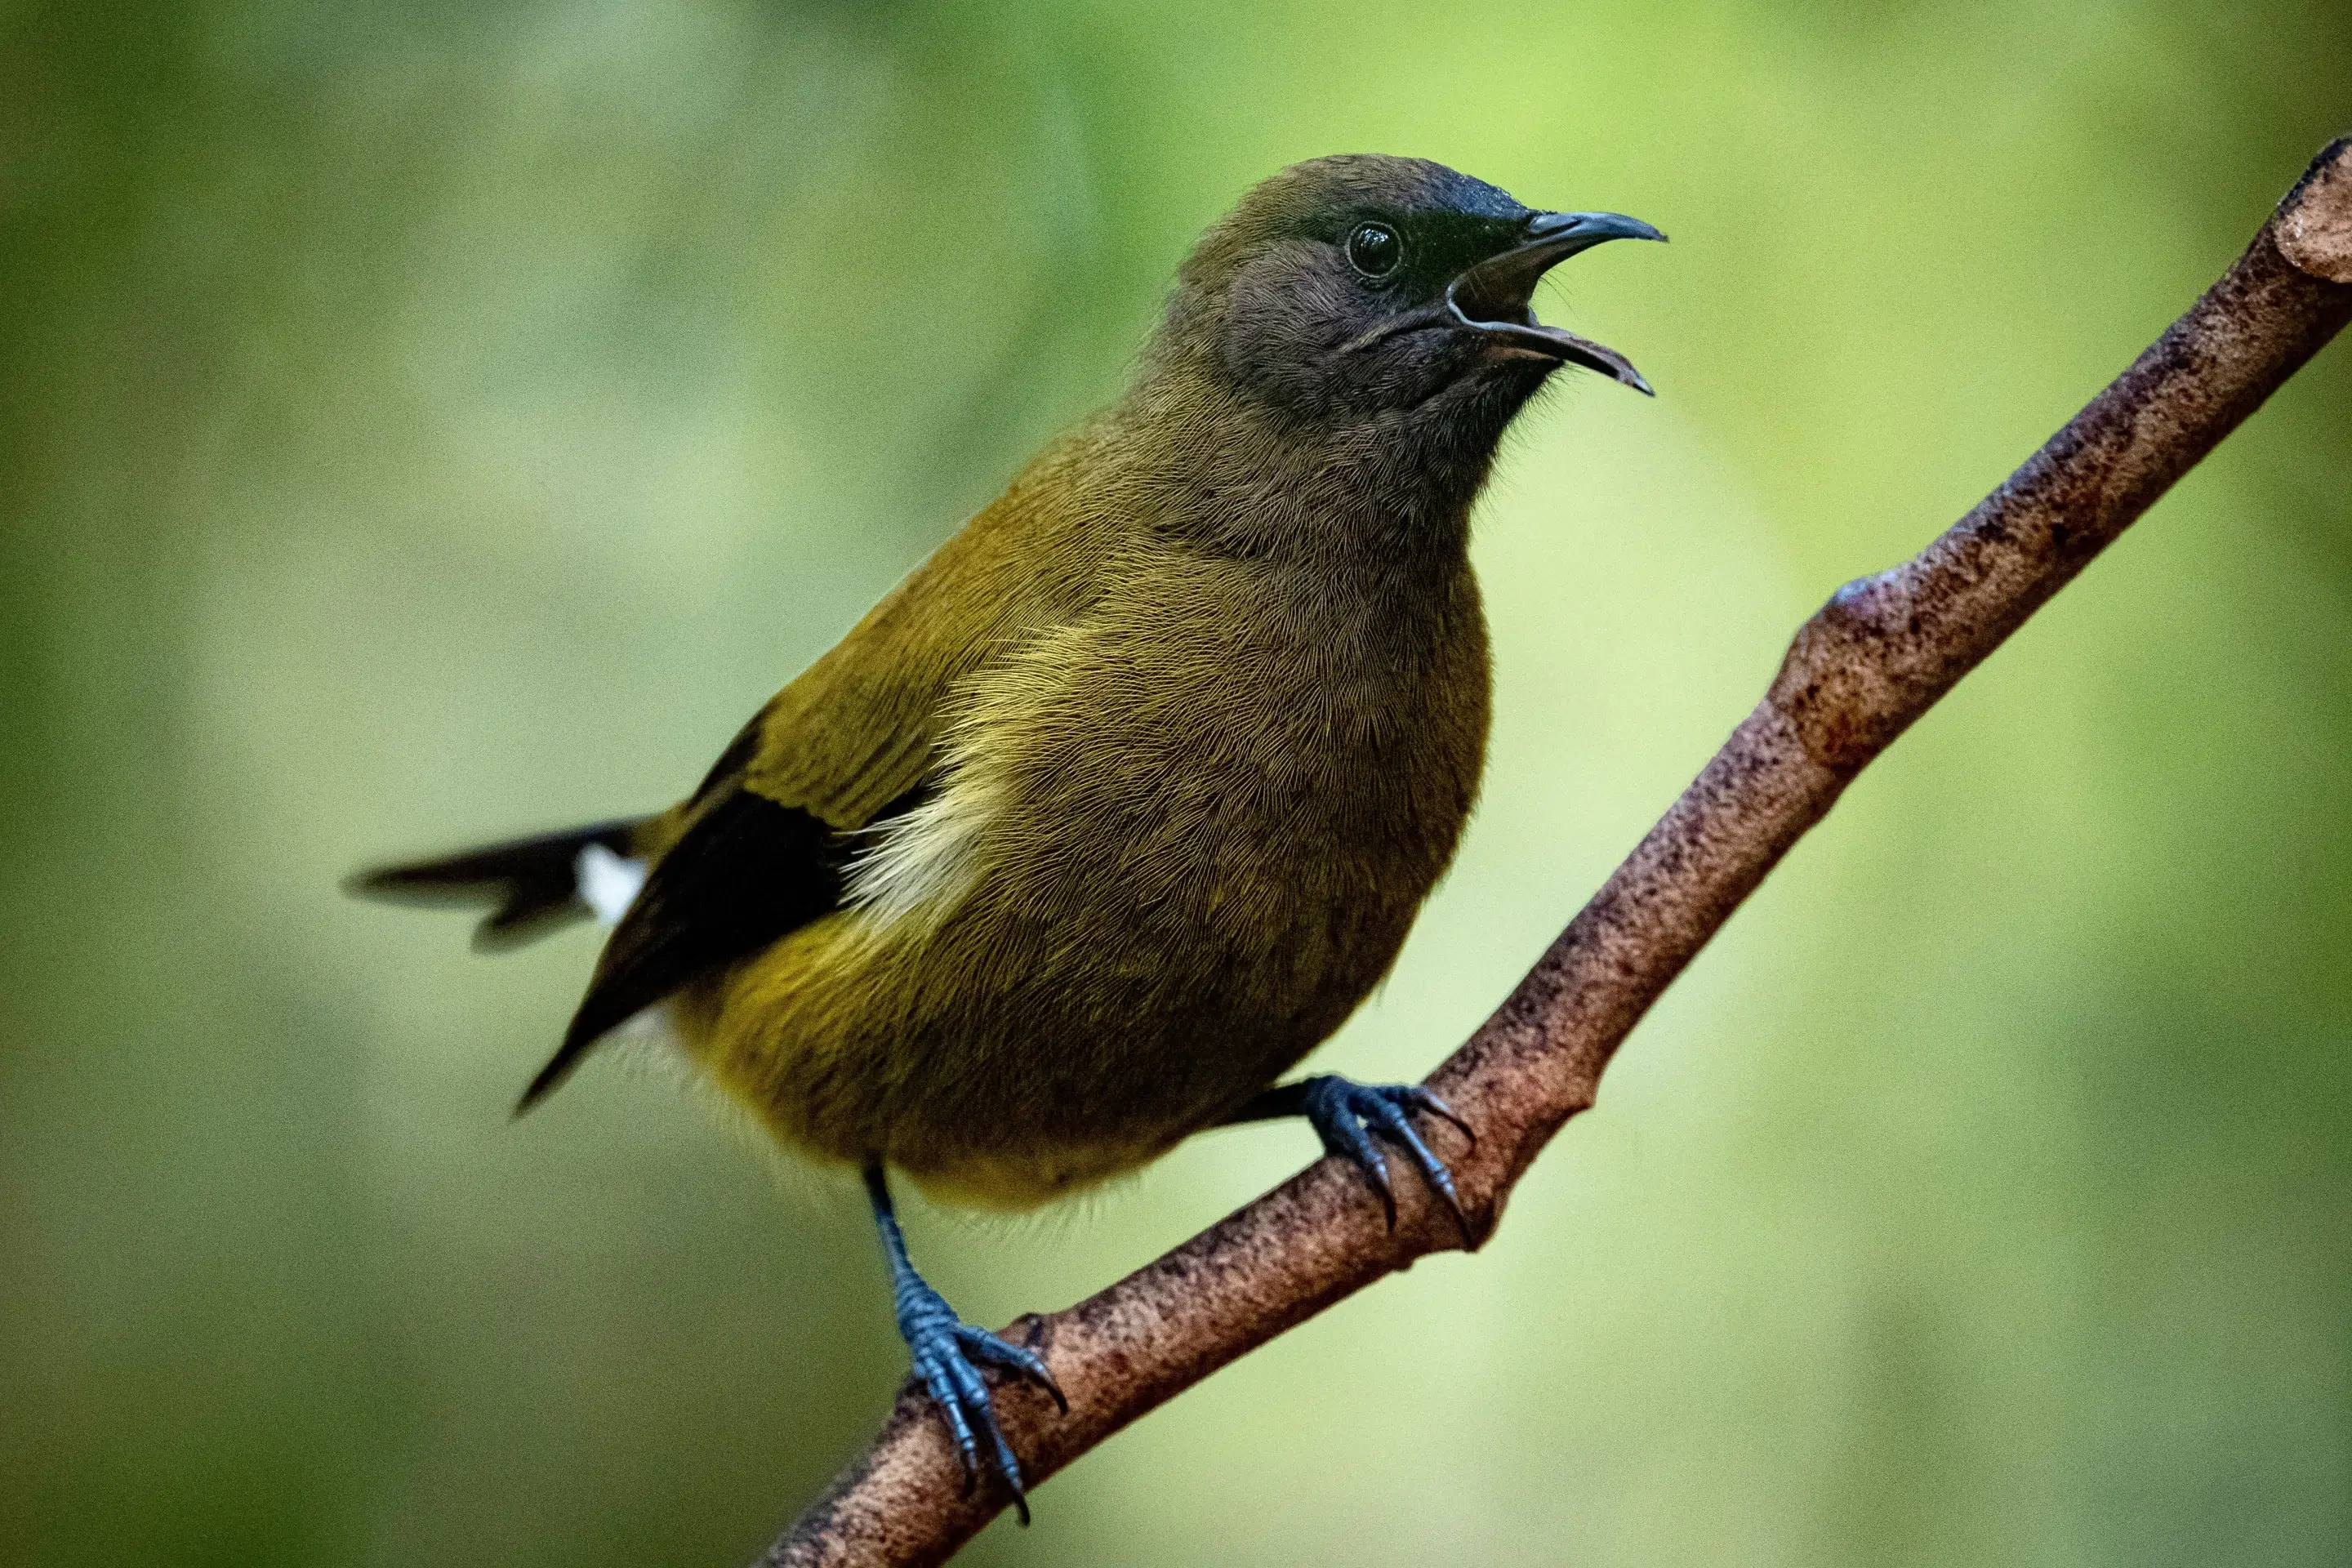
[841,771,996,933]
[576,843,648,926]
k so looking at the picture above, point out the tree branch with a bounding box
[762,137,2352,1568]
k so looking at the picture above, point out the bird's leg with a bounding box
[1223,1076,1476,1242]
[862,1163,1066,1524]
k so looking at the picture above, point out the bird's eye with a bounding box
[1346,222,1401,278]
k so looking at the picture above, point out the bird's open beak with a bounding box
[1449,211,1664,394]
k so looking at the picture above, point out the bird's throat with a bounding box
[1100,362,1518,570]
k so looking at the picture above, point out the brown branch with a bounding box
[762,137,2352,1568]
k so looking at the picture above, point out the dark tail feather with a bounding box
[347,818,645,951]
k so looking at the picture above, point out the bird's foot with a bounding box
[895,1278,1066,1524]
[1292,1075,1476,1242]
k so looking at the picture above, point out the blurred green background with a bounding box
[5,2,2350,1564]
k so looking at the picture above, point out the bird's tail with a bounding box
[348,818,648,950]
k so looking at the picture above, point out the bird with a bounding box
[352,154,1660,1518]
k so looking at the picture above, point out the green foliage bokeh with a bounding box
[3,2,2349,1563]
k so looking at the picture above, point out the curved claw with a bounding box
[1297,1076,1475,1246]
[909,1343,985,1494]
[906,1316,1058,1525]
[1402,1085,1477,1150]
[1372,1098,1472,1246]
[959,1323,1069,1414]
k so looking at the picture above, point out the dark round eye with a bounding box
[1346,221,1401,278]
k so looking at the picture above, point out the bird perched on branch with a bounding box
[354,154,1659,1517]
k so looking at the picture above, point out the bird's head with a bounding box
[1154,154,1662,430]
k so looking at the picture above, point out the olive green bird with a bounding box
[354,154,1659,1516]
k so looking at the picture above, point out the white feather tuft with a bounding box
[843,778,992,931]
[577,843,648,926]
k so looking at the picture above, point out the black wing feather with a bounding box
[515,790,849,1112]
[349,818,643,951]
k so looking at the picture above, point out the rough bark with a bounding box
[762,136,2352,1568]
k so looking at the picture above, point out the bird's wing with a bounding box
[519,463,1107,1109]
[733,457,1106,831]
[517,784,849,1110]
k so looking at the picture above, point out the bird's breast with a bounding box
[704,549,1491,1206]
[853,550,1489,1029]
